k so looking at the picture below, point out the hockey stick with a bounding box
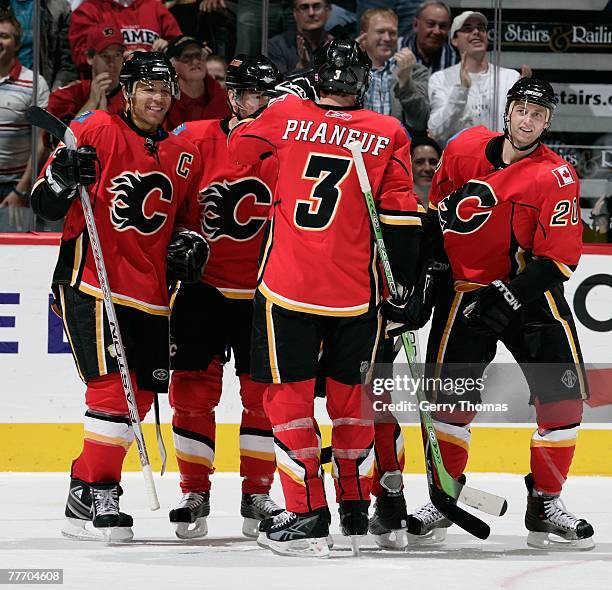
[27,106,160,511]
[348,141,506,538]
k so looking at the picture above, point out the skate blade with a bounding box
[407,527,447,547]
[61,518,133,543]
[527,531,595,551]
[350,535,365,557]
[174,517,208,540]
[258,532,333,549]
[242,517,261,539]
[267,537,331,558]
[373,530,408,550]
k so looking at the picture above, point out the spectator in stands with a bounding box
[0,11,49,231]
[400,1,457,74]
[428,11,522,145]
[410,135,441,207]
[165,35,230,130]
[356,0,420,38]
[268,0,333,75]
[1,0,77,91]
[48,27,125,128]
[206,54,227,87]
[69,0,182,75]
[359,7,429,134]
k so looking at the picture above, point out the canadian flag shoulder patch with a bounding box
[551,164,575,187]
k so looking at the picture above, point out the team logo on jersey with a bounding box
[438,180,497,235]
[199,177,272,242]
[109,171,173,234]
[551,165,575,187]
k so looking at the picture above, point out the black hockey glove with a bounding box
[46,145,97,197]
[381,262,438,337]
[167,230,210,284]
[270,74,318,102]
[463,279,523,337]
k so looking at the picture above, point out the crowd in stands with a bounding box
[5,0,594,235]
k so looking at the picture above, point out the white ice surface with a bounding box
[0,473,610,590]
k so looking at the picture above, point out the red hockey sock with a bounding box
[169,360,223,493]
[531,398,582,494]
[71,374,154,483]
[238,376,275,494]
[326,378,375,503]
[372,420,405,497]
[264,379,326,513]
[431,419,471,480]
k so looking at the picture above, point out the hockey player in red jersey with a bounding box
[31,52,208,542]
[228,39,422,557]
[386,77,595,550]
[167,54,285,540]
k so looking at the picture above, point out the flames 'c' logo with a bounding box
[438,180,497,235]
[200,177,272,242]
[109,171,173,234]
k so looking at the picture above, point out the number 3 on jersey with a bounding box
[294,153,352,231]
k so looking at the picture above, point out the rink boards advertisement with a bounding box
[1,236,611,474]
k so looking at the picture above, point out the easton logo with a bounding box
[200,177,272,242]
[109,171,173,234]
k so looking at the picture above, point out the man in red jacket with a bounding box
[49,26,126,128]
[69,0,181,75]
[165,35,230,130]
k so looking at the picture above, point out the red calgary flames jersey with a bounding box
[38,110,202,316]
[173,119,275,298]
[430,126,582,286]
[228,94,420,316]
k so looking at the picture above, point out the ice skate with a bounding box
[406,501,452,546]
[369,492,409,550]
[61,479,133,543]
[524,474,594,550]
[169,491,210,539]
[339,500,369,556]
[260,507,331,558]
[240,493,284,538]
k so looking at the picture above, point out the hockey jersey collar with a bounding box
[120,112,168,142]
[314,102,362,112]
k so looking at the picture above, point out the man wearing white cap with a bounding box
[427,10,529,145]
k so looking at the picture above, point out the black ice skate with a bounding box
[369,493,409,550]
[260,507,331,558]
[62,478,133,542]
[339,500,370,556]
[240,493,284,538]
[524,473,595,550]
[369,471,409,550]
[169,491,210,539]
[406,501,452,546]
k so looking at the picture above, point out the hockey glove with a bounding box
[46,145,97,198]
[167,231,210,284]
[463,279,523,337]
[270,74,318,102]
[382,262,437,337]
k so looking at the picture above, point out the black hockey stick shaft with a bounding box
[26,106,160,510]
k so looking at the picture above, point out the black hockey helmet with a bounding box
[313,38,371,105]
[225,54,282,92]
[505,77,558,114]
[504,77,558,150]
[119,51,180,99]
